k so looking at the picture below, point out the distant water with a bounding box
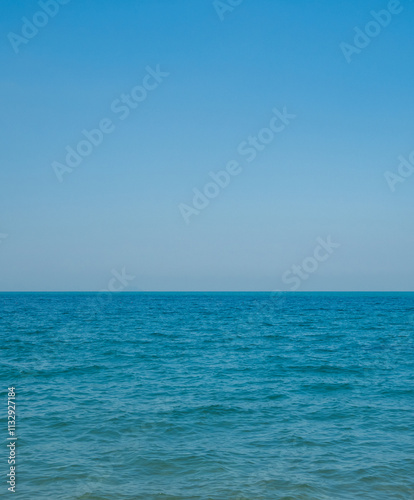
[1,292,414,500]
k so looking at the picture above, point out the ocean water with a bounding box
[1,292,414,500]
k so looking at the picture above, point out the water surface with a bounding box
[1,292,413,499]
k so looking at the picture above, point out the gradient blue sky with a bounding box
[0,0,413,291]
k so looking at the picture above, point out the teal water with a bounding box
[1,292,414,499]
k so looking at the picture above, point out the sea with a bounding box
[1,292,413,500]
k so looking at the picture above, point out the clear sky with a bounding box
[0,0,413,291]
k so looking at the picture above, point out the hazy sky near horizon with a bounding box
[0,0,413,291]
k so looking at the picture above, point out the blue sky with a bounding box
[0,0,413,291]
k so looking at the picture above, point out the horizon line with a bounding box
[0,291,413,294]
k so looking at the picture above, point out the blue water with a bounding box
[1,292,414,500]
